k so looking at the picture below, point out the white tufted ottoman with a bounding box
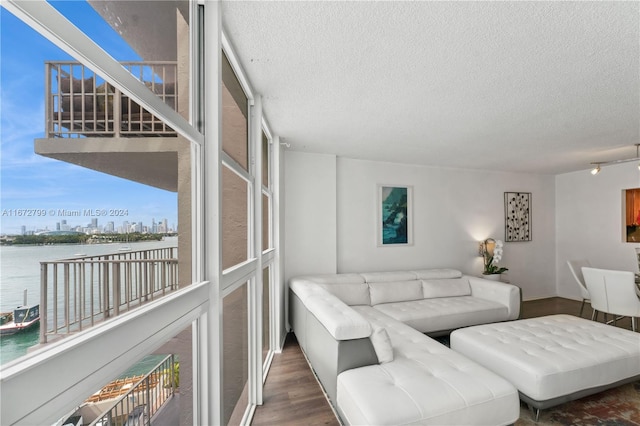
[450,314,640,420]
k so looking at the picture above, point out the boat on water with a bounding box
[0,304,40,335]
[0,289,40,335]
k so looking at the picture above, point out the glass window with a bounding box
[261,132,271,252]
[222,165,248,270]
[262,193,270,252]
[67,326,190,426]
[262,132,269,188]
[1,2,180,358]
[48,1,189,120]
[223,282,249,424]
[222,52,248,170]
[262,266,271,363]
[1,3,191,422]
[2,2,281,424]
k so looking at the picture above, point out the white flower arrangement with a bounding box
[483,239,508,275]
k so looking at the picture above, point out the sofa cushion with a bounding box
[337,357,519,426]
[373,296,508,334]
[421,277,471,298]
[413,269,463,279]
[317,283,371,306]
[340,306,520,425]
[369,280,423,305]
[369,328,394,363]
[360,271,417,283]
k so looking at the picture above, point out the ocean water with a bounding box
[0,237,178,365]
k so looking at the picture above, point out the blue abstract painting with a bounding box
[380,186,410,245]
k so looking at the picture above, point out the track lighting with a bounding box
[589,144,640,175]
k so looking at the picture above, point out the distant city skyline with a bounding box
[1,4,177,236]
[12,216,177,236]
[2,205,177,235]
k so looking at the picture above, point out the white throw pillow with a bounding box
[370,328,393,363]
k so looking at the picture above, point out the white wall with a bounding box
[337,158,556,300]
[284,152,557,300]
[284,151,337,283]
[556,162,640,300]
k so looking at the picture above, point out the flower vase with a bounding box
[482,273,502,282]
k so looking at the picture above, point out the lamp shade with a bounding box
[483,238,496,257]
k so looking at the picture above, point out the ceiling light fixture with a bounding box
[589,144,640,175]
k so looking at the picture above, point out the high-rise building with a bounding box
[20,225,26,235]
[91,218,98,228]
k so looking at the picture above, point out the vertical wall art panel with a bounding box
[378,185,413,246]
[504,192,531,242]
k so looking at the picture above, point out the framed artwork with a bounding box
[378,185,413,246]
[504,192,531,242]
[624,188,640,242]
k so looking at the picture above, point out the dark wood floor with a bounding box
[251,333,340,426]
[251,297,636,425]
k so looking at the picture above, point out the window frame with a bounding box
[1,2,281,425]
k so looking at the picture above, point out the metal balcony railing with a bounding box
[46,61,178,138]
[88,354,177,426]
[57,354,178,426]
[39,247,178,343]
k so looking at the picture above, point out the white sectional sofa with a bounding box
[289,268,522,425]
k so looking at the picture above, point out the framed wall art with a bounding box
[504,192,531,242]
[624,187,640,242]
[378,185,413,246]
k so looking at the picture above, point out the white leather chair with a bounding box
[567,260,593,318]
[582,267,640,332]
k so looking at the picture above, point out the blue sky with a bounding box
[0,2,177,234]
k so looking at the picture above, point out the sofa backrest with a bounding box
[413,269,463,280]
[360,271,417,283]
[291,269,474,306]
[295,273,365,284]
[422,278,471,298]
[369,280,424,305]
[317,283,372,306]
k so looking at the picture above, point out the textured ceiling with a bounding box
[222,1,639,175]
